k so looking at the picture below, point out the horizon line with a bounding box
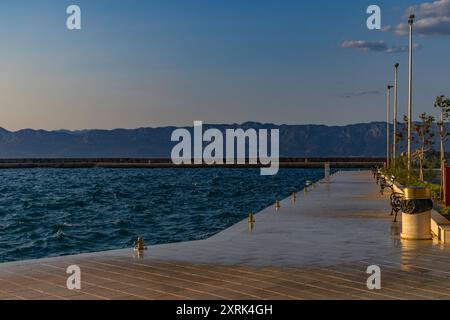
[0,121,401,134]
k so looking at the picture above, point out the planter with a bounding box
[401,186,433,240]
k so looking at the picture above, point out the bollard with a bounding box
[275,200,281,210]
[324,162,331,183]
[401,187,433,240]
[134,237,147,251]
[248,213,255,231]
[133,237,147,258]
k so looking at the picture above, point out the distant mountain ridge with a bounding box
[0,122,447,158]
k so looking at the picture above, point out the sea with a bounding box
[0,168,331,263]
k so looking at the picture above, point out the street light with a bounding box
[387,84,394,167]
[393,63,399,165]
[407,14,415,172]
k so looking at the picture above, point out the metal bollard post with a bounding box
[134,237,147,258]
[248,213,255,231]
[275,200,281,210]
[324,162,330,183]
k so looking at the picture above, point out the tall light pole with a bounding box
[393,63,399,165]
[407,14,415,172]
[441,109,445,203]
[387,84,394,167]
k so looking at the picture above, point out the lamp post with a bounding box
[387,84,394,167]
[407,14,415,172]
[439,108,446,204]
[393,63,399,165]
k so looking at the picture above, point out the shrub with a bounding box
[441,207,450,216]
[381,155,441,200]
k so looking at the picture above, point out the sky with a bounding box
[0,0,450,131]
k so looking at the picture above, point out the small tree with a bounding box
[434,95,450,199]
[413,112,435,182]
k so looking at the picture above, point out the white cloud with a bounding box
[410,0,450,17]
[395,0,450,35]
[340,40,422,53]
[341,40,387,52]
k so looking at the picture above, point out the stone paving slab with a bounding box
[1,170,450,300]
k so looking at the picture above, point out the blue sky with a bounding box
[0,0,449,130]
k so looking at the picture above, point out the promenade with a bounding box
[1,171,450,300]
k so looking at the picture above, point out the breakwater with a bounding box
[0,157,383,169]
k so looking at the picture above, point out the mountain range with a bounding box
[0,122,446,158]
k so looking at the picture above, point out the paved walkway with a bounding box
[2,171,450,300]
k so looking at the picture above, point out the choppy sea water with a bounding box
[0,168,330,263]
